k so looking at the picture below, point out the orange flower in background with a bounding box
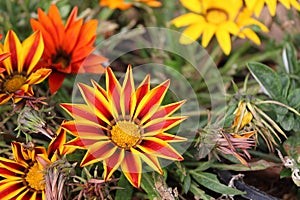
[0,30,51,105]
[30,4,108,94]
[0,128,72,200]
[99,0,161,10]
[61,66,186,188]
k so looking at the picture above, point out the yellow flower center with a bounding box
[25,163,45,191]
[206,8,228,25]
[3,74,26,93]
[110,120,141,149]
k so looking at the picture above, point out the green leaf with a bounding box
[189,182,212,200]
[288,88,300,108]
[247,62,282,99]
[280,167,292,179]
[282,43,297,74]
[115,173,133,200]
[191,172,245,195]
[279,113,294,131]
[183,174,191,194]
[140,172,160,200]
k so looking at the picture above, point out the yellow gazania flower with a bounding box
[0,128,71,200]
[172,0,243,55]
[99,0,162,10]
[232,102,253,131]
[245,0,300,17]
[236,8,269,45]
[0,30,51,105]
[61,65,187,188]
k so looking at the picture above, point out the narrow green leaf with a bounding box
[115,173,133,200]
[183,174,191,194]
[191,172,245,195]
[189,182,212,200]
[247,62,282,99]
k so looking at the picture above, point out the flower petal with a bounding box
[138,138,183,161]
[120,150,142,188]
[106,67,122,117]
[179,23,205,44]
[134,80,170,124]
[179,0,202,13]
[80,141,117,167]
[0,180,27,200]
[48,72,65,94]
[172,13,204,27]
[215,29,231,55]
[103,148,124,181]
[120,65,135,117]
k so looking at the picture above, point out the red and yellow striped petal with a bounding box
[3,30,22,74]
[78,82,113,125]
[22,31,44,74]
[103,148,125,181]
[0,180,27,200]
[154,132,187,143]
[120,151,142,188]
[80,141,117,167]
[134,80,170,123]
[138,138,184,161]
[120,65,136,117]
[106,67,122,117]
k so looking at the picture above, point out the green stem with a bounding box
[247,149,281,162]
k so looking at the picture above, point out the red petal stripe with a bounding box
[103,148,124,180]
[23,31,41,70]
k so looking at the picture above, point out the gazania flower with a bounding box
[61,65,186,188]
[99,0,161,10]
[0,30,51,105]
[236,8,269,45]
[30,4,108,94]
[172,0,243,55]
[0,128,71,200]
[245,0,300,17]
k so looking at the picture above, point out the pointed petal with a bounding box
[0,52,10,62]
[154,132,187,143]
[63,19,83,53]
[106,67,122,117]
[60,103,103,124]
[132,75,150,116]
[61,120,108,139]
[65,137,101,149]
[120,65,135,117]
[103,148,124,180]
[179,0,202,13]
[0,180,27,200]
[179,23,205,44]
[0,157,26,175]
[78,54,107,74]
[201,25,216,48]
[149,100,185,120]
[131,148,163,174]
[138,138,183,161]
[143,116,187,135]
[80,141,116,166]
[216,29,231,55]
[22,31,44,74]
[172,13,204,27]
[120,150,142,188]
[4,30,22,74]
[134,80,170,124]
[26,68,51,85]
[78,82,113,125]
[48,72,65,94]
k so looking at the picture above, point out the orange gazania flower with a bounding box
[30,5,108,94]
[0,128,71,200]
[0,30,51,105]
[61,66,186,188]
[99,0,162,10]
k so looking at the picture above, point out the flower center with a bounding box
[25,163,45,191]
[3,74,26,93]
[110,120,141,149]
[206,8,228,25]
[52,48,71,69]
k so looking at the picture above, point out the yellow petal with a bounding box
[216,29,231,55]
[241,28,261,45]
[179,23,204,44]
[201,25,216,48]
[265,0,277,16]
[172,13,204,28]
[180,0,202,13]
